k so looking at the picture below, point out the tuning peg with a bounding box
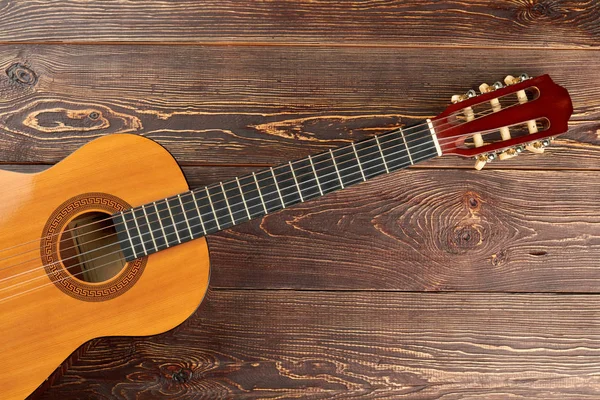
[474,155,487,170]
[451,89,478,103]
[480,82,504,94]
[498,148,518,161]
[474,153,496,170]
[525,140,550,154]
[504,74,531,86]
[504,75,519,86]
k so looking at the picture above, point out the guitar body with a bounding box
[0,134,210,399]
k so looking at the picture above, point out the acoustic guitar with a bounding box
[0,74,573,399]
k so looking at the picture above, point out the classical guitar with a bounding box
[1,74,573,399]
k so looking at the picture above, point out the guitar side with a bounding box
[0,134,210,399]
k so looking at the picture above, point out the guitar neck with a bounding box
[113,120,442,261]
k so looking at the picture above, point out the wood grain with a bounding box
[0,1,599,48]
[198,168,600,292]
[36,290,600,399]
[1,1,597,398]
[5,164,598,293]
[0,45,598,169]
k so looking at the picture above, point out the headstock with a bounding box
[432,74,573,170]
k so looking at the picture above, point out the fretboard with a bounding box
[113,120,441,261]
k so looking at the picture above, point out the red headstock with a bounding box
[432,74,573,169]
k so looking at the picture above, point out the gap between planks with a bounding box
[0,41,599,51]
[210,288,600,295]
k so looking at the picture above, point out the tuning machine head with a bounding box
[526,139,551,154]
[451,89,478,104]
[504,73,531,86]
[479,81,505,94]
[474,152,497,170]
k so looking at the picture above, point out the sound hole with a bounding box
[58,211,126,283]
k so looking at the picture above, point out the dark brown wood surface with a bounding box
[0,1,598,398]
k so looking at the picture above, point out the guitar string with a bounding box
[0,90,531,263]
[0,102,536,284]
[0,97,521,276]
[0,112,448,259]
[0,135,445,288]
[0,88,529,259]
[0,148,443,304]
[0,93,528,266]
[0,117,530,292]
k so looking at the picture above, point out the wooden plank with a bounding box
[198,169,600,292]
[1,1,599,48]
[0,45,598,168]
[1,164,597,292]
[37,290,600,399]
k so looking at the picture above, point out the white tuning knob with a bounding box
[504,75,518,86]
[451,94,462,104]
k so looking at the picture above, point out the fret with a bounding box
[192,190,219,234]
[166,196,190,242]
[220,181,238,224]
[141,204,158,251]
[131,208,149,255]
[289,161,303,202]
[311,152,342,194]
[330,146,364,187]
[190,191,206,235]
[236,177,251,219]
[252,172,268,214]
[275,163,301,206]
[226,179,250,224]
[308,155,323,195]
[351,143,366,181]
[354,137,387,179]
[270,167,285,208]
[254,170,281,213]
[399,128,414,165]
[377,131,411,172]
[116,211,137,260]
[207,184,235,229]
[269,163,301,207]
[153,201,169,249]
[165,198,182,243]
[179,192,203,238]
[406,127,439,163]
[374,135,390,173]
[154,200,180,247]
[329,149,344,189]
[178,194,194,238]
[292,157,321,201]
[205,187,221,230]
[238,174,266,218]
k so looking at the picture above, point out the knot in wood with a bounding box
[448,225,481,252]
[6,63,38,86]
[464,191,482,213]
[519,0,565,22]
[172,368,192,384]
